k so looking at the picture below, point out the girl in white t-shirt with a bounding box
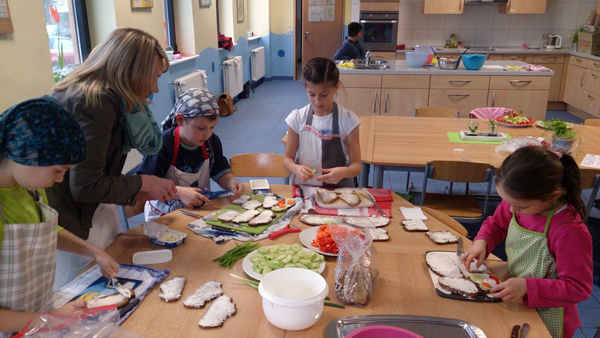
[284,57,361,187]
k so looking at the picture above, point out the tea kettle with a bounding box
[544,35,562,49]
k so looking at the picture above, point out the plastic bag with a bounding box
[329,224,379,307]
[495,137,551,154]
[15,305,145,338]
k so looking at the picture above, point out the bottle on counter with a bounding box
[457,39,463,48]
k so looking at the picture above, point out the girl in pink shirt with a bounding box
[462,146,593,338]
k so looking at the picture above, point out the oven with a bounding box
[359,11,398,52]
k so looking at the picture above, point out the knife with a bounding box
[511,325,520,338]
[299,187,305,201]
[457,237,463,262]
[364,192,387,217]
[179,210,203,218]
[520,323,529,338]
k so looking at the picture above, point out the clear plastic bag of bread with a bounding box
[15,306,145,338]
[329,223,379,307]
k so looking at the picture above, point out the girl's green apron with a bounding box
[0,193,58,338]
[506,207,563,338]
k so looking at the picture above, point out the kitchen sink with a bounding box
[354,64,390,70]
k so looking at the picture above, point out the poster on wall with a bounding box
[326,5,335,21]
[200,0,211,7]
[308,6,325,22]
[309,0,326,5]
[0,0,13,34]
[237,0,244,23]
[131,0,153,9]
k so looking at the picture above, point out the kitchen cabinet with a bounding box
[371,52,398,60]
[423,0,464,14]
[336,88,382,116]
[489,76,550,120]
[501,0,547,14]
[580,90,600,117]
[381,75,430,116]
[502,54,534,63]
[534,63,563,101]
[584,69,600,94]
[429,90,489,117]
[563,64,586,109]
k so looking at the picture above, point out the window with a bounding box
[164,0,176,51]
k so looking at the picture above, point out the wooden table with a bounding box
[359,116,600,188]
[105,184,551,338]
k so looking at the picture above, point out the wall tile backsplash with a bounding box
[396,0,598,48]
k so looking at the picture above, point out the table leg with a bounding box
[373,165,384,189]
[359,163,370,187]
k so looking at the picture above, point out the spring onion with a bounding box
[213,242,261,268]
[324,302,346,309]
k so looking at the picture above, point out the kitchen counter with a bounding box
[338,60,554,76]
[396,47,572,55]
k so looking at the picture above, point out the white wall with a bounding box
[248,0,269,37]
[219,0,234,39]
[396,0,598,47]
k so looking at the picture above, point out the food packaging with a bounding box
[143,221,187,248]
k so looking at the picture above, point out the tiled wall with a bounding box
[397,0,598,47]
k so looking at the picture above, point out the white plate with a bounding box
[536,121,573,129]
[242,248,326,280]
[496,121,535,128]
[298,224,355,257]
[314,189,374,209]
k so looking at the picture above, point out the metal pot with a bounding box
[438,57,461,70]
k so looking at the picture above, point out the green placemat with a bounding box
[447,132,512,144]
[205,194,288,234]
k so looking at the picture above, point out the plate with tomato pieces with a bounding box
[299,224,359,257]
[494,111,536,127]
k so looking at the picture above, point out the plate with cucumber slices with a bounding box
[242,243,326,280]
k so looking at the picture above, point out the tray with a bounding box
[325,315,487,338]
[459,131,507,142]
[425,251,501,303]
[315,189,375,209]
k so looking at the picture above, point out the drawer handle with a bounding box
[511,56,526,60]
[448,80,471,84]
[589,95,596,101]
[592,74,599,80]
[384,92,388,114]
[447,94,470,97]
[373,91,378,113]
[508,80,532,85]
[576,59,583,63]
[541,57,557,60]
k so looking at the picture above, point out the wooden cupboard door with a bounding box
[486,54,503,61]
[533,54,565,64]
[570,56,589,68]
[382,75,430,89]
[489,76,550,90]
[396,54,406,60]
[588,60,600,72]
[428,89,489,117]
[430,76,490,90]
[339,74,382,88]
[502,54,534,63]
[563,65,586,109]
[380,89,429,116]
[423,0,463,14]
[336,88,381,116]
[581,91,600,117]
[487,90,549,120]
[537,63,563,101]
[371,52,397,60]
[584,69,600,95]
[503,0,546,14]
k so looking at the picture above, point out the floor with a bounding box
[128,80,600,337]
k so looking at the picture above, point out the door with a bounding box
[301,0,343,71]
[563,65,586,109]
[336,88,381,116]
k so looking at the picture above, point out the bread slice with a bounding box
[401,219,429,232]
[333,187,356,194]
[316,188,338,204]
[338,192,361,207]
[371,228,389,242]
[426,231,458,245]
[231,210,260,224]
[241,199,262,210]
[198,295,237,329]
[466,260,490,274]
[262,196,278,209]
[425,252,462,278]
[344,216,390,228]
[248,210,275,226]
[217,211,240,223]
[87,290,135,309]
[438,277,479,298]
[299,214,343,226]
[159,276,186,302]
[183,280,223,309]
[232,195,251,205]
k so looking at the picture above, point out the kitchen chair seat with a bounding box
[421,206,468,237]
[583,119,600,127]
[231,153,290,184]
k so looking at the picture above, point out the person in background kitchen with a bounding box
[48,27,177,289]
[0,97,120,337]
[333,22,365,61]
[137,87,245,221]
[461,146,593,338]
[284,57,361,187]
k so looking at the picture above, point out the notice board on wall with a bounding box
[0,0,13,34]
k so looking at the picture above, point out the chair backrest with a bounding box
[427,160,493,183]
[583,119,600,127]
[421,206,468,237]
[230,153,289,178]
[580,168,600,220]
[415,107,459,118]
[468,107,510,119]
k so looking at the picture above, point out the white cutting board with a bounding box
[314,189,375,209]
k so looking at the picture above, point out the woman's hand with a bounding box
[228,179,245,199]
[92,249,120,278]
[139,175,177,202]
[52,300,87,316]
[176,187,210,207]
[316,167,347,185]
[294,165,315,182]
[460,239,487,270]
[491,278,527,303]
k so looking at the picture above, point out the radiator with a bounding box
[172,70,207,101]
[122,149,143,175]
[251,47,265,82]
[222,56,243,97]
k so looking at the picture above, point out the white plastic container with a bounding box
[258,268,329,331]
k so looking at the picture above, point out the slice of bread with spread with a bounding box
[198,295,237,329]
[242,199,262,210]
[217,211,240,223]
[299,214,343,226]
[401,219,429,232]
[262,196,278,209]
[426,231,458,244]
[232,195,251,205]
[183,280,223,309]
[316,188,338,204]
[425,252,462,278]
[159,277,186,302]
[438,277,479,298]
[338,192,361,207]
[231,210,260,224]
[248,210,275,227]
[87,290,135,309]
[344,216,390,228]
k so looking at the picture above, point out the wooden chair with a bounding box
[415,106,460,118]
[421,206,468,237]
[583,119,600,127]
[230,153,290,184]
[420,160,494,224]
[580,168,600,221]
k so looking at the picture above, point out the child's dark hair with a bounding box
[348,22,363,37]
[496,146,585,220]
[302,57,339,88]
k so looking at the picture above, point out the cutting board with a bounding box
[205,194,289,234]
[315,189,375,209]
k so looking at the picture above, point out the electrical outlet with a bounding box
[286,24,291,36]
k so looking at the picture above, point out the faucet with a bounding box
[365,50,372,66]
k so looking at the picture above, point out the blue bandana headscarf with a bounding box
[161,87,220,131]
[0,96,86,166]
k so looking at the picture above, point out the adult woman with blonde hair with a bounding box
[48,27,177,288]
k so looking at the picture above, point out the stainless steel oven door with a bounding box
[359,19,398,52]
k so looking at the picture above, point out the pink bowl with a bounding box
[346,325,425,338]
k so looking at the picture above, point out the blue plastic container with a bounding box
[406,52,430,68]
[462,54,486,70]
[151,229,187,248]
